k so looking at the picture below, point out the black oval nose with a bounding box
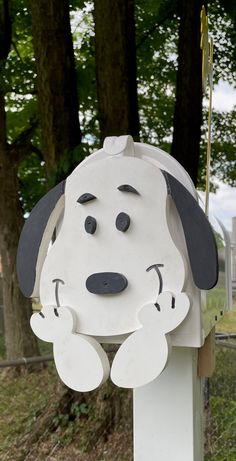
[86,272,128,295]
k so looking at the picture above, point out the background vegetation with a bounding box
[0,313,235,460]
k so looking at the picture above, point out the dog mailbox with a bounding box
[17,135,223,393]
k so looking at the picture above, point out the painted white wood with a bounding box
[133,347,204,461]
[24,135,223,393]
[33,196,65,297]
[103,135,134,156]
[30,305,75,342]
[40,157,186,337]
[31,305,110,392]
[25,136,223,349]
[79,140,196,197]
[111,293,190,388]
[54,334,110,392]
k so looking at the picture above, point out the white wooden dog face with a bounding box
[17,136,218,391]
[40,156,186,336]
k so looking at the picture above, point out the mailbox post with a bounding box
[134,348,203,461]
[17,136,231,460]
[131,141,231,461]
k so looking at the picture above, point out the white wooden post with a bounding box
[133,347,204,461]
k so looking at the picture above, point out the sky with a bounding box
[208,183,236,232]
[206,81,236,233]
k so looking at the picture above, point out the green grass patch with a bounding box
[0,362,132,461]
[0,363,58,459]
[205,347,236,461]
[216,308,236,334]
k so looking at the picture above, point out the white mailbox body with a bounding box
[17,136,231,393]
[202,215,232,334]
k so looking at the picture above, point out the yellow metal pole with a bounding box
[200,6,213,217]
[205,37,213,217]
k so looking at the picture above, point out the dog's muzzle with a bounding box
[86,272,128,295]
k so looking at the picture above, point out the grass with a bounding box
[0,348,132,461]
[1,345,234,461]
[0,303,235,461]
[0,364,59,460]
[205,346,236,461]
[215,307,236,334]
[206,303,236,461]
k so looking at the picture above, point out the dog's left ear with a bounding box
[161,171,218,290]
[17,181,65,298]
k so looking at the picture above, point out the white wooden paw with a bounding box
[30,305,76,342]
[111,293,190,388]
[54,334,110,392]
[150,291,190,333]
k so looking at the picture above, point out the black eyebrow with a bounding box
[117,184,140,195]
[77,193,97,204]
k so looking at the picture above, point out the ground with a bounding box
[0,310,235,461]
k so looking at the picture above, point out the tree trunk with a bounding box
[171,0,204,186]
[30,0,81,175]
[0,92,39,360]
[94,0,140,142]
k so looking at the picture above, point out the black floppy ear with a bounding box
[17,181,65,298]
[161,171,218,290]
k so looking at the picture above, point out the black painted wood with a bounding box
[85,216,97,234]
[77,193,96,204]
[16,181,65,297]
[162,171,218,290]
[118,184,140,195]
[116,212,130,232]
[86,272,128,294]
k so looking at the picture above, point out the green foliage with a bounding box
[136,0,178,149]
[52,142,92,186]
[205,347,236,461]
[1,0,236,213]
[1,0,40,212]
[18,152,47,212]
[136,0,236,190]
[198,107,236,189]
[6,98,37,141]
[52,401,90,446]
[211,109,236,186]
[209,0,236,85]
[4,0,36,102]
[136,0,236,188]
[71,3,100,143]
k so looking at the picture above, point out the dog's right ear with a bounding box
[17,181,65,298]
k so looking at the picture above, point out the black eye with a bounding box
[116,212,130,232]
[85,216,97,234]
[77,193,96,204]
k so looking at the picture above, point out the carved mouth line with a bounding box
[146,264,164,298]
[52,279,65,316]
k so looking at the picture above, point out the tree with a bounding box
[135,0,178,149]
[30,0,82,177]
[94,0,140,142]
[69,0,236,187]
[170,0,204,186]
[135,0,236,188]
[0,0,39,360]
